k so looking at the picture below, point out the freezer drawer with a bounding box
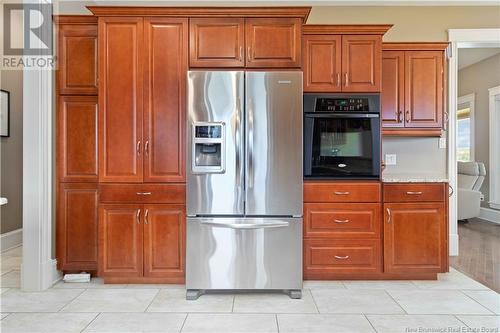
[186,217,303,290]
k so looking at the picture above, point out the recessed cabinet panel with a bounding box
[99,17,143,182]
[58,24,98,95]
[405,51,443,128]
[245,18,301,68]
[99,205,143,277]
[57,183,98,271]
[144,18,187,182]
[381,51,404,127]
[58,96,98,182]
[342,35,381,92]
[189,18,245,67]
[143,205,185,278]
[303,35,342,92]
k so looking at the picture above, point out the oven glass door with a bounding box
[304,113,380,178]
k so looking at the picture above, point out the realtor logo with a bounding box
[3,3,53,56]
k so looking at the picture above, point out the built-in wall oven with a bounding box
[304,94,381,179]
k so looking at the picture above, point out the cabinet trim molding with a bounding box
[303,24,392,35]
[383,42,449,51]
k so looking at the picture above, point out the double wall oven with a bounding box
[304,94,381,179]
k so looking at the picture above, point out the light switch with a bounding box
[385,154,397,165]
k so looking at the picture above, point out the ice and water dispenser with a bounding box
[191,122,225,173]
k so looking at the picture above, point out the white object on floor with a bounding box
[63,273,91,283]
[0,197,7,205]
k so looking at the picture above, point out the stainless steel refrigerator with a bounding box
[186,71,303,300]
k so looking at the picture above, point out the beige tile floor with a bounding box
[0,246,498,333]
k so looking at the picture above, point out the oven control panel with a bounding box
[315,98,370,112]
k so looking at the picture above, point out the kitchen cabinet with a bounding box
[382,43,448,136]
[383,183,448,274]
[189,18,245,67]
[57,183,99,271]
[99,204,185,281]
[57,95,98,182]
[56,17,98,95]
[189,17,302,68]
[302,25,392,93]
[99,17,187,183]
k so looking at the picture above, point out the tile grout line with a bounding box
[363,313,379,333]
[383,289,408,315]
[275,313,280,333]
[453,314,473,330]
[57,288,87,313]
[458,289,496,314]
[179,313,188,333]
[144,288,162,313]
[231,294,235,312]
[307,288,321,314]
[78,312,100,333]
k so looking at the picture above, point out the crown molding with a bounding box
[383,42,450,50]
[303,24,393,35]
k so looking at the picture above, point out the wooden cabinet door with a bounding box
[303,35,342,92]
[245,18,301,68]
[143,205,185,280]
[381,51,405,128]
[144,18,187,183]
[189,18,245,67]
[58,96,98,182]
[57,183,98,271]
[99,204,143,277]
[384,202,446,274]
[98,17,143,182]
[58,23,98,95]
[342,35,381,92]
[404,51,444,128]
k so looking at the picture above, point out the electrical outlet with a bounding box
[439,137,447,149]
[385,154,397,165]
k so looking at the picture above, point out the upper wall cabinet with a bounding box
[302,25,391,93]
[56,17,98,95]
[382,43,448,136]
[98,17,188,183]
[189,17,302,68]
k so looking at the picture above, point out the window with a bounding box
[457,94,475,162]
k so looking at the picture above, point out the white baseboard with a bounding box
[449,233,459,256]
[21,259,61,291]
[1,228,22,252]
[479,207,500,224]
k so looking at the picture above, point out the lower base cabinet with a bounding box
[99,204,185,281]
[383,202,446,274]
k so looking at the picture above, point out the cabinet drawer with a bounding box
[304,182,381,203]
[304,239,381,274]
[99,184,185,204]
[383,183,445,202]
[304,203,380,239]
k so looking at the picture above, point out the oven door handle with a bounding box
[304,113,380,119]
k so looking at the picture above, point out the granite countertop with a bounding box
[382,174,449,183]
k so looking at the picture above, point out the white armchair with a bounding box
[457,161,486,221]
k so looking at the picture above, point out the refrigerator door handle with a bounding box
[200,221,289,229]
[247,97,254,189]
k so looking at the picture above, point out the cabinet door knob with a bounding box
[337,73,341,87]
[334,255,349,260]
[145,140,149,155]
[137,140,141,156]
[406,110,410,123]
[398,110,403,123]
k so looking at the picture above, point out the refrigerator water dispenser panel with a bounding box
[192,122,225,173]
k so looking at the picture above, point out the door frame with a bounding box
[447,28,500,256]
[488,85,500,210]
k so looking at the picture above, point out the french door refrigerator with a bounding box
[186,71,303,300]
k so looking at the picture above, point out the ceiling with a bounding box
[458,48,500,70]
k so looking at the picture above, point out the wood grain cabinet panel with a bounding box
[144,18,187,182]
[404,51,444,128]
[99,205,143,277]
[383,183,446,203]
[143,205,185,278]
[98,17,143,183]
[58,23,98,95]
[58,96,98,182]
[304,182,381,203]
[342,35,381,92]
[245,18,301,68]
[303,35,342,92]
[189,18,245,67]
[381,51,405,127]
[57,183,98,271]
[384,202,446,274]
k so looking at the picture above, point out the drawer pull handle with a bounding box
[334,255,349,260]
[136,192,152,196]
[334,191,350,195]
[333,219,349,224]
[406,191,423,195]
